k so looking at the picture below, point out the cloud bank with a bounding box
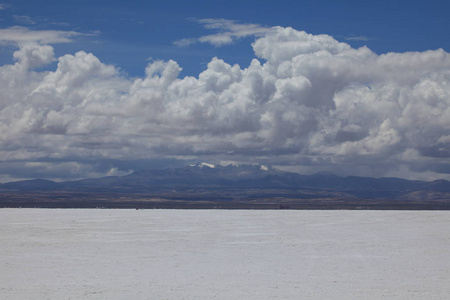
[1,25,449,181]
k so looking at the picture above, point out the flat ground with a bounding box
[1,209,449,299]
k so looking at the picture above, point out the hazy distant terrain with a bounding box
[1,164,450,209]
[1,209,449,299]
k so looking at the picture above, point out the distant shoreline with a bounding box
[2,198,450,210]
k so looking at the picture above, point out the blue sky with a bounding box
[1,0,449,77]
[0,0,449,182]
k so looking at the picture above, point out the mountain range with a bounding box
[1,163,450,209]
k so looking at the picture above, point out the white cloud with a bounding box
[13,15,36,25]
[1,25,450,181]
[345,36,370,41]
[174,19,275,47]
[173,38,196,47]
[13,43,55,68]
[0,26,90,45]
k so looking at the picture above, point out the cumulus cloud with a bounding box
[174,19,275,47]
[1,25,450,181]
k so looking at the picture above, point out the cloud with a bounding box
[13,43,55,68]
[0,3,9,10]
[1,25,450,181]
[345,36,370,41]
[0,26,92,45]
[13,15,36,25]
[173,38,196,47]
[174,18,275,47]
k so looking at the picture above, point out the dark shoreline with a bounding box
[2,198,450,210]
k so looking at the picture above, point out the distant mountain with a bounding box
[1,179,59,190]
[1,163,450,209]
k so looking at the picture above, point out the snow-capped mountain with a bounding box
[189,162,216,169]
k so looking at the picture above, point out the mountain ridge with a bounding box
[1,163,450,209]
[1,163,449,193]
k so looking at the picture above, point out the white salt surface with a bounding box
[1,209,449,299]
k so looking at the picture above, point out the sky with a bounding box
[0,0,449,182]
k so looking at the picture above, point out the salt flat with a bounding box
[1,209,449,299]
